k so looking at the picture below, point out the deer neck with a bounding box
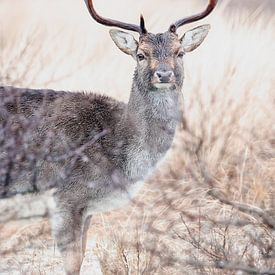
[120,73,181,181]
[127,83,180,134]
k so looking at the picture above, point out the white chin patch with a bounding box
[153,83,173,89]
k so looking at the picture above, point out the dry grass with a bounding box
[0,0,274,274]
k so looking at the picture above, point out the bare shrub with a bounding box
[0,0,274,274]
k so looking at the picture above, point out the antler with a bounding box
[169,0,218,33]
[84,0,147,34]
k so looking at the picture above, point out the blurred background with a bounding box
[0,0,274,274]
[0,0,274,99]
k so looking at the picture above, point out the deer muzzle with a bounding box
[152,69,175,89]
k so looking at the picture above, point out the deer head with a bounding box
[85,0,217,91]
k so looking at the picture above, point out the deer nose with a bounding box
[154,70,174,83]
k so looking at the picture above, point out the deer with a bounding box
[0,0,217,274]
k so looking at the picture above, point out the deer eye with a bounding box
[177,51,185,58]
[137,53,145,61]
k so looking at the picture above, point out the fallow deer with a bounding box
[0,0,217,274]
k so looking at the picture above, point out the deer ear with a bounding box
[109,29,138,56]
[180,24,210,52]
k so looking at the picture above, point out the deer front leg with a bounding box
[82,215,92,257]
[50,207,85,275]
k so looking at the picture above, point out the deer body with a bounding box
[0,0,217,274]
[0,76,181,274]
[0,69,180,205]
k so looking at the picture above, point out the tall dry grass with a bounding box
[0,0,274,274]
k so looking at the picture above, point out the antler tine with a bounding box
[85,0,147,34]
[169,0,218,33]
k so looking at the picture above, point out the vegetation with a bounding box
[0,0,274,274]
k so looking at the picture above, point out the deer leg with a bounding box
[82,215,92,257]
[50,207,85,275]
